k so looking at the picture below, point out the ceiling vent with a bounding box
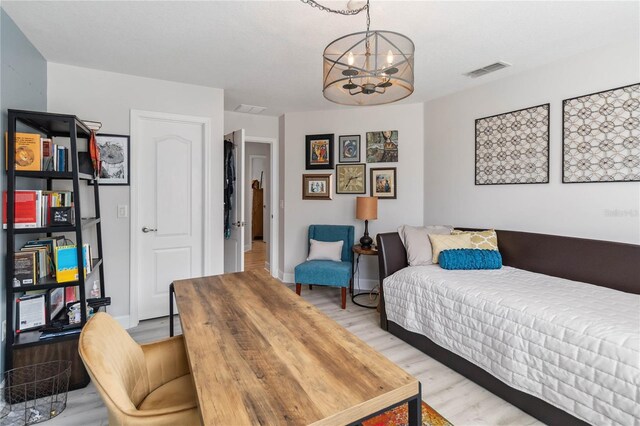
[464,61,511,78]
[234,104,267,114]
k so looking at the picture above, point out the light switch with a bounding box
[117,204,128,218]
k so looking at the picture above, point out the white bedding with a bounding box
[384,265,640,426]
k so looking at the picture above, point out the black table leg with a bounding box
[408,383,422,426]
[169,283,175,337]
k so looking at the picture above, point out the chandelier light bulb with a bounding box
[347,51,355,66]
[386,50,394,65]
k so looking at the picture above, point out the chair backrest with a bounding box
[308,225,354,263]
[79,312,150,413]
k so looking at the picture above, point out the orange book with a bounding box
[5,132,42,171]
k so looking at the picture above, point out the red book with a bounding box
[3,191,38,228]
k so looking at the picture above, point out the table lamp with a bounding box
[356,196,378,249]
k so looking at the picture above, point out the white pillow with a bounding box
[307,239,344,262]
[397,225,453,266]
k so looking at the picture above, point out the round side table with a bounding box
[351,244,379,309]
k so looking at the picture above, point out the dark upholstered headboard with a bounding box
[376,229,640,329]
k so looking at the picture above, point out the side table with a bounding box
[351,244,379,309]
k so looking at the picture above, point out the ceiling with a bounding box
[3,1,638,116]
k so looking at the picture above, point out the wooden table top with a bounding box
[173,271,419,425]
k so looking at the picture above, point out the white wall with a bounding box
[224,111,279,139]
[424,41,640,244]
[282,103,425,288]
[47,63,225,324]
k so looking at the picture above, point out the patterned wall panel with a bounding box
[475,104,550,185]
[563,83,639,183]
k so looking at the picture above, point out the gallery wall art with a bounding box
[336,163,366,194]
[302,174,332,200]
[366,131,398,163]
[338,135,361,163]
[370,167,397,199]
[305,134,334,170]
[563,83,639,183]
[475,104,550,185]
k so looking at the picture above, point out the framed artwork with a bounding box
[305,134,334,170]
[302,174,333,200]
[562,83,640,183]
[48,287,65,321]
[475,104,549,185]
[338,135,361,163]
[370,167,397,199]
[95,134,130,185]
[336,163,366,194]
[366,130,398,163]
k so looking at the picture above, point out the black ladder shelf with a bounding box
[4,109,107,389]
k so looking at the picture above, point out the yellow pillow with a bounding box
[451,229,499,250]
[428,234,473,263]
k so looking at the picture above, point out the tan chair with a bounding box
[78,312,200,425]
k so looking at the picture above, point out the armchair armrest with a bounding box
[141,335,191,392]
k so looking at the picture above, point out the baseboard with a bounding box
[265,261,270,271]
[352,277,379,292]
[280,271,295,283]
[113,315,131,330]
[244,243,252,252]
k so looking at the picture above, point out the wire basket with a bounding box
[0,361,71,426]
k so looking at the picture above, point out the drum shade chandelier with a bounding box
[302,0,415,106]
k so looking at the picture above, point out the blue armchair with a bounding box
[294,225,354,309]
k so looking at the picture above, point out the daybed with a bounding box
[376,229,640,426]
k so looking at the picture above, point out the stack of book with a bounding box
[2,190,73,229]
[54,244,93,283]
[13,236,66,286]
[5,132,70,172]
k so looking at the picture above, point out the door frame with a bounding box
[129,109,212,328]
[245,136,278,277]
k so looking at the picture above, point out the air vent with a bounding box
[234,104,267,114]
[464,61,511,78]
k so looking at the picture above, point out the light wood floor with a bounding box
[51,270,540,426]
[245,240,267,272]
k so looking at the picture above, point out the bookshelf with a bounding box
[4,109,107,389]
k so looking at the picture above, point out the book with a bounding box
[2,190,38,228]
[5,132,41,171]
[14,252,36,287]
[41,138,54,171]
[54,244,90,283]
[16,294,46,332]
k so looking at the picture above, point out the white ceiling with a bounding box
[3,1,638,116]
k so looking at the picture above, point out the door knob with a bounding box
[142,226,157,233]
[234,221,246,227]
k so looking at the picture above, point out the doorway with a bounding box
[245,144,270,271]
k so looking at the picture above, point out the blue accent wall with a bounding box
[0,8,47,373]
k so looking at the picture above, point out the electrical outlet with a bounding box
[2,320,6,342]
[117,204,128,218]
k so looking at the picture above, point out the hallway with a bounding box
[245,240,267,271]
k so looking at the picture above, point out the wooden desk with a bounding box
[173,271,421,425]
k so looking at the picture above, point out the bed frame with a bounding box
[376,229,640,426]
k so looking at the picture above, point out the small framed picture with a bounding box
[336,164,366,194]
[370,167,397,199]
[367,130,398,163]
[302,174,333,200]
[48,287,65,321]
[338,135,361,163]
[94,134,130,185]
[305,134,334,170]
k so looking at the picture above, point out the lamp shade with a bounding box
[323,30,415,106]
[356,196,378,220]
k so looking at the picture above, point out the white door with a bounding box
[223,129,245,273]
[134,112,209,320]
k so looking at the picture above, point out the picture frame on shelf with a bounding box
[48,287,65,321]
[338,135,361,163]
[93,134,130,185]
[302,174,333,200]
[336,164,366,194]
[370,167,397,199]
[305,134,334,170]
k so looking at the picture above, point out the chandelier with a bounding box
[302,0,415,106]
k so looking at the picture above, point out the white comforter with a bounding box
[384,265,640,426]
